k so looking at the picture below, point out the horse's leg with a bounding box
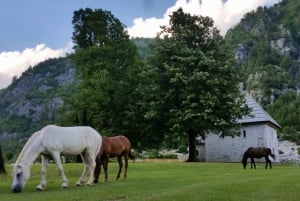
[52,152,68,189]
[124,154,129,179]
[36,155,49,190]
[116,156,123,180]
[93,157,101,183]
[265,156,268,169]
[78,150,96,186]
[253,159,256,169]
[76,153,90,186]
[103,157,109,182]
[265,156,272,169]
[86,151,97,186]
[250,158,256,169]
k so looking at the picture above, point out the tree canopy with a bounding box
[64,8,140,136]
[147,8,249,161]
[63,8,249,160]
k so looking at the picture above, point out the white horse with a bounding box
[11,125,102,193]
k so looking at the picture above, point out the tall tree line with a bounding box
[62,8,249,161]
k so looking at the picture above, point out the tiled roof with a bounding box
[237,93,280,128]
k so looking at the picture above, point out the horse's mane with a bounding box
[242,147,253,163]
[15,131,41,165]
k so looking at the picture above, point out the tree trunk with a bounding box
[186,130,197,162]
[82,109,88,125]
[0,145,6,173]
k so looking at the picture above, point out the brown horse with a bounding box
[93,135,134,183]
[242,147,275,169]
[0,145,6,174]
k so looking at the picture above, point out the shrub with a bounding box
[148,149,162,159]
[178,145,187,153]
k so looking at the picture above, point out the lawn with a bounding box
[0,161,299,201]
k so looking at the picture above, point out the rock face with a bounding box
[225,0,300,105]
[234,44,248,65]
[0,57,76,143]
[278,140,299,163]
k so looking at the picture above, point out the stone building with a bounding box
[196,94,280,162]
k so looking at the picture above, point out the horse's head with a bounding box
[11,164,30,193]
[241,152,249,169]
[242,158,247,169]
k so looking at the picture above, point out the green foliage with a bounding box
[178,145,187,153]
[72,8,127,49]
[147,8,249,161]
[225,0,300,104]
[66,8,150,149]
[147,149,161,159]
[0,115,30,133]
[267,92,300,143]
[225,0,300,141]
[132,37,154,59]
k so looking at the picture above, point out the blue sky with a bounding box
[0,0,281,89]
[0,0,175,52]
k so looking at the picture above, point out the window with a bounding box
[243,130,246,138]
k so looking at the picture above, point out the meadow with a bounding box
[0,161,299,201]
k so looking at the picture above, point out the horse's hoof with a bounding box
[36,184,45,191]
[36,187,43,191]
[62,183,68,189]
[75,182,81,187]
[93,180,98,184]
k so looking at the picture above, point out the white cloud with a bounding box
[127,0,281,38]
[0,43,72,89]
[0,72,12,89]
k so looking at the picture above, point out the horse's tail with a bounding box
[0,145,6,174]
[268,148,275,160]
[129,149,135,162]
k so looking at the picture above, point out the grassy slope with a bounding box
[0,162,299,201]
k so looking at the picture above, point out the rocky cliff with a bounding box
[225,0,300,106]
[0,57,76,156]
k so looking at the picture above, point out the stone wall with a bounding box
[198,124,279,162]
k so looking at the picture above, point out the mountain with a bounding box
[225,0,300,107]
[0,57,77,159]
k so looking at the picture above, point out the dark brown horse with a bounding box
[242,147,275,169]
[0,145,6,174]
[94,135,134,183]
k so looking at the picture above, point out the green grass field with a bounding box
[0,161,299,201]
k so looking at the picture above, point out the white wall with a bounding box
[198,124,279,162]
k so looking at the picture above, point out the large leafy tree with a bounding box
[267,92,300,143]
[149,8,249,161]
[64,8,140,136]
